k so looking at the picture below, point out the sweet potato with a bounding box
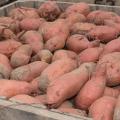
[0,26,16,40]
[66,34,100,53]
[65,2,90,16]
[52,49,77,62]
[31,49,53,63]
[77,47,103,65]
[20,18,45,31]
[100,38,120,57]
[44,35,66,52]
[0,39,22,56]
[39,19,69,42]
[46,62,96,108]
[10,44,32,68]
[98,52,120,86]
[0,54,12,79]
[103,87,120,98]
[87,10,119,25]
[10,94,42,104]
[70,22,96,35]
[0,80,33,98]
[61,13,86,27]
[113,95,120,120]
[87,26,119,43]
[0,17,20,33]
[75,64,106,110]
[35,95,47,104]
[11,61,48,82]
[38,1,61,21]
[38,58,78,92]
[19,30,44,53]
[8,7,39,21]
[89,96,116,120]
[58,108,87,117]
[58,101,73,108]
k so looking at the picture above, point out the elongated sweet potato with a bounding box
[35,95,47,104]
[75,64,106,110]
[20,18,45,31]
[46,62,96,108]
[11,61,48,82]
[98,52,120,86]
[8,7,39,21]
[70,22,96,35]
[19,30,44,53]
[52,49,77,62]
[31,49,53,63]
[11,44,32,68]
[77,47,103,65]
[0,39,22,56]
[66,34,100,53]
[89,96,116,120]
[87,26,119,42]
[100,38,120,57]
[87,10,119,25]
[58,108,87,117]
[0,80,33,98]
[103,87,120,98]
[10,94,42,104]
[38,1,61,21]
[65,2,90,16]
[39,19,69,42]
[113,95,120,120]
[0,54,12,79]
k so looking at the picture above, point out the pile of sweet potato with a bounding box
[1,1,120,119]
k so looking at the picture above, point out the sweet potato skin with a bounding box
[103,87,120,98]
[89,96,116,120]
[39,58,78,92]
[46,62,96,108]
[52,49,77,62]
[0,80,33,98]
[11,61,48,82]
[38,1,61,21]
[10,44,32,68]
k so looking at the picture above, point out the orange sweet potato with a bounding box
[11,61,48,82]
[0,53,12,79]
[113,95,120,120]
[100,38,120,57]
[38,58,78,92]
[39,19,69,42]
[87,26,119,43]
[0,39,22,56]
[77,47,103,65]
[89,96,116,120]
[65,2,90,16]
[31,49,53,63]
[75,64,106,110]
[10,94,42,104]
[10,44,32,68]
[52,49,77,62]
[0,80,33,98]
[8,7,39,21]
[66,34,100,53]
[98,52,120,86]
[38,1,61,21]
[20,18,45,31]
[87,10,119,25]
[46,62,96,108]
[103,87,120,98]
[19,30,44,53]
[70,22,96,35]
